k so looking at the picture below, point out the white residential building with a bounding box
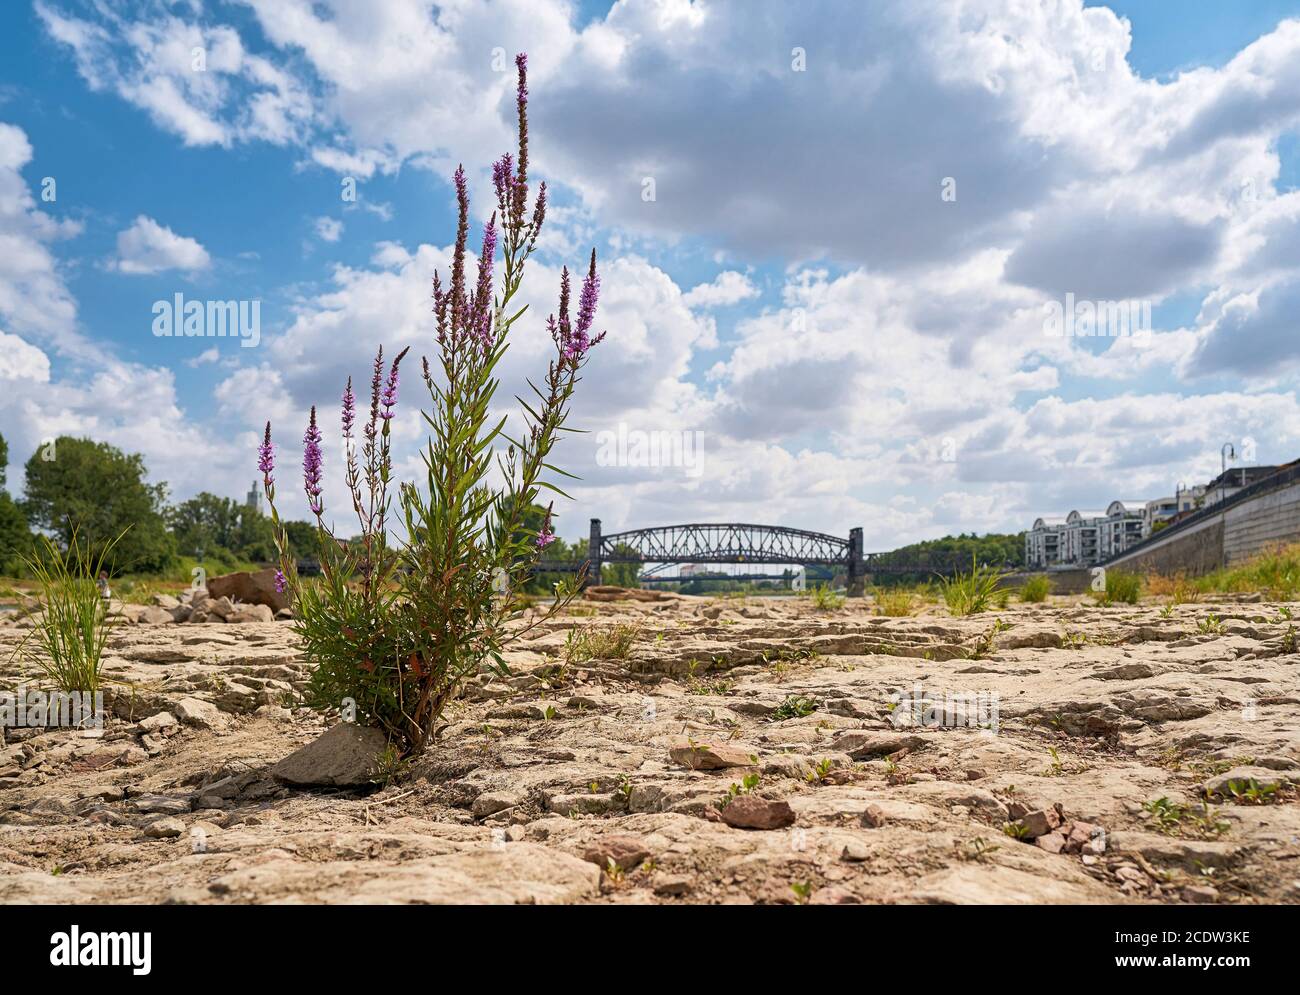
[1102,500,1146,559]
[1062,510,1107,566]
[1025,517,1067,569]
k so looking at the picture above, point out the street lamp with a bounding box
[1220,443,1236,505]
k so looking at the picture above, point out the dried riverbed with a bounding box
[2,592,1298,904]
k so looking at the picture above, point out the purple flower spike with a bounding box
[536,504,555,549]
[303,406,324,516]
[381,347,411,420]
[258,422,275,486]
[576,249,600,337]
[274,569,287,594]
[342,377,356,439]
[515,53,528,110]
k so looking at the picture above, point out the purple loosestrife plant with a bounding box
[260,54,605,755]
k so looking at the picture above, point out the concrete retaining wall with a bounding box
[1105,475,1300,575]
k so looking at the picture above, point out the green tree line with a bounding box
[0,433,607,582]
[0,433,318,576]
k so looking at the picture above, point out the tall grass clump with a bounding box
[260,54,606,757]
[1145,571,1201,604]
[11,531,121,694]
[563,624,640,665]
[810,583,845,611]
[938,555,1006,616]
[874,587,917,616]
[1193,543,1300,601]
[1019,574,1051,603]
[1092,570,1142,605]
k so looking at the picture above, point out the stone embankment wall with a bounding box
[1104,474,1300,575]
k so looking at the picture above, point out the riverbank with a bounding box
[1,592,1297,904]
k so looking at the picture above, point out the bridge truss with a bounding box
[533,520,1014,595]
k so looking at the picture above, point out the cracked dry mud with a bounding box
[2,593,1299,905]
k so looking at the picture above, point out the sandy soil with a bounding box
[2,592,1298,905]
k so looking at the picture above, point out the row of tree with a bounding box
[0,434,318,576]
[0,434,602,580]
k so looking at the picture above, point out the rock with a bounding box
[809,886,858,905]
[269,723,389,787]
[1183,885,1219,903]
[173,697,227,730]
[471,791,521,819]
[841,840,871,861]
[83,785,125,802]
[207,569,290,612]
[254,705,292,722]
[668,740,757,770]
[151,594,181,610]
[829,730,927,759]
[582,834,651,871]
[861,804,887,828]
[227,604,275,624]
[1091,662,1157,681]
[761,754,813,779]
[653,874,692,897]
[1014,808,1062,839]
[196,776,241,801]
[144,817,185,839]
[137,711,178,733]
[718,795,796,830]
[131,794,192,815]
[545,792,618,816]
[138,606,174,625]
[207,596,238,620]
[1035,831,1067,854]
[170,604,193,623]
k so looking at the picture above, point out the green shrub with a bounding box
[1193,543,1300,601]
[1020,574,1051,603]
[939,555,1006,616]
[262,55,605,757]
[810,583,844,610]
[1093,570,1141,605]
[563,624,639,665]
[874,587,917,616]
[10,530,121,695]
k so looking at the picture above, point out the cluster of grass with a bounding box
[1019,574,1051,603]
[1185,543,1300,601]
[1142,544,1300,603]
[563,624,640,665]
[8,532,120,694]
[873,587,918,616]
[1092,570,1142,605]
[938,555,1007,616]
[808,582,844,611]
[770,694,817,721]
[1144,571,1201,604]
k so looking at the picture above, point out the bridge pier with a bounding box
[586,518,602,587]
[847,526,866,597]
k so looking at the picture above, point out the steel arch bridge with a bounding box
[600,522,851,565]
[535,519,868,594]
[533,519,1013,595]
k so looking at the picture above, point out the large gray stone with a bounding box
[270,723,390,788]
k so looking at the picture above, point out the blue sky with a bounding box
[2,0,1300,550]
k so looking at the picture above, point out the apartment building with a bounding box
[1025,467,1283,569]
[1024,516,1067,568]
